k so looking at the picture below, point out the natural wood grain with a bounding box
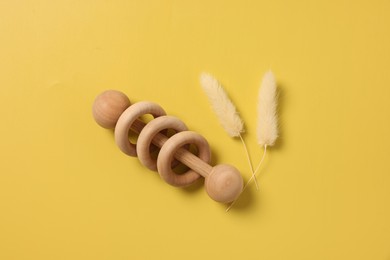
[157,131,211,187]
[93,90,243,203]
[137,116,188,171]
[92,90,131,129]
[115,101,166,156]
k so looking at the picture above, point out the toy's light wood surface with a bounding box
[92,90,131,129]
[173,142,213,177]
[131,118,213,178]
[137,115,188,171]
[156,130,211,186]
[2,1,390,260]
[205,164,243,203]
[103,96,242,199]
[115,101,167,156]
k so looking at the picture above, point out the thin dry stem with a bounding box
[253,145,267,176]
[226,145,267,212]
[238,133,258,190]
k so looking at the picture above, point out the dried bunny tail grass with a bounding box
[200,73,244,137]
[257,70,278,147]
[227,70,279,212]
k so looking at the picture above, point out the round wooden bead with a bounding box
[115,101,166,157]
[92,90,131,129]
[205,164,243,203]
[157,131,210,187]
[137,116,188,171]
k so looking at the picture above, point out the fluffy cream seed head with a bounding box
[200,73,244,137]
[257,70,278,147]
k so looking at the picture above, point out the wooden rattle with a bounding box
[92,90,243,203]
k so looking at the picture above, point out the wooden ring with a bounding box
[137,116,188,171]
[157,131,211,187]
[115,102,166,156]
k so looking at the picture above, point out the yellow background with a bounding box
[1,0,389,259]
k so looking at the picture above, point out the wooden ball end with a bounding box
[205,164,243,203]
[92,90,131,129]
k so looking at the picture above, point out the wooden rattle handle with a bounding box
[92,90,243,203]
[132,119,212,176]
